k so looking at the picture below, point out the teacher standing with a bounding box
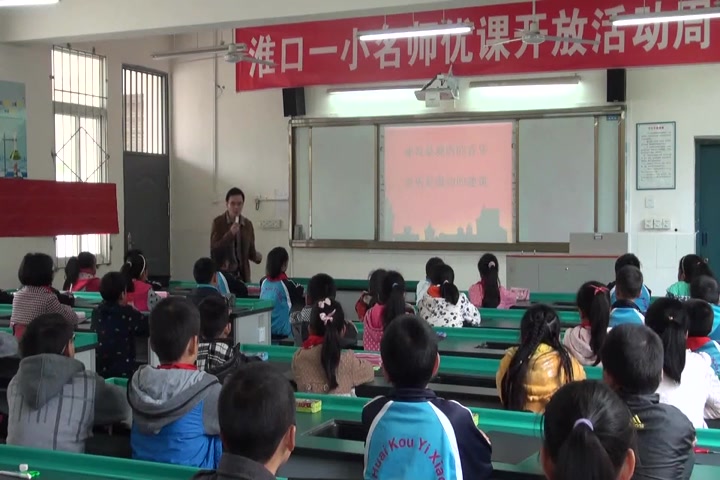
[210,187,262,283]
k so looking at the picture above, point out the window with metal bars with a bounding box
[51,45,111,266]
[122,66,167,155]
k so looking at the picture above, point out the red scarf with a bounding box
[302,335,324,349]
[581,320,592,328]
[267,273,288,282]
[427,285,442,298]
[157,363,197,371]
[687,336,712,351]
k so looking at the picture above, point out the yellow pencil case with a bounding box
[296,399,322,413]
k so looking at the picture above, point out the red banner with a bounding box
[0,179,119,237]
[236,0,719,91]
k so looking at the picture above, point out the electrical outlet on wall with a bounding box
[645,197,655,209]
[662,218,672,230]
[644,218,654,230]
[259,219,283,230]
[653,219,663,229]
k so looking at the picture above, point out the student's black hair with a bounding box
[63,251,97,290]
[367,269,388,308]
[478,253,502,308]
[381,314,438,389]
[218,362,295,463]
[193,257,217,285]
[309,298,346,390]
[679,254,715,283]
[430,263,460,305]
[501,305,575,411]
[614,253,641,273]
[121,251,147,283]
[543,380,636,480]
[425,257,444,278]
[685,299,715,338]
[211,248,230,271]
[19,313,74,358]
[99,272,128,303]
[149,297,201,363]
[615,265,643,299]
[576,281,611,365]
[198,296,230,340]
[601,324,663,394]
[18,253,55,287]
[307,274,337,304]
[379,271,406,329]
[124,249,144,262]
[225,187,245,203]
[691,275,720,304]
[265,247,289,279]
[643,297,687,384]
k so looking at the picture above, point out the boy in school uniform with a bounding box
[609,266,645,328]
[608,253,652,313]
[128,297,223,469]
[363,314,492,480]
[193,363,296,480]
[211,248,249,299]
[190,257,227,307]
[685,299,720,377]
[601,324,695,480]
[416,257,444,301]
[691,275,720,341]
[197,296,234,372]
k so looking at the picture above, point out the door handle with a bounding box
[127,232,133,249]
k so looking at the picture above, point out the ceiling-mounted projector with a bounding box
[415,68,459,105]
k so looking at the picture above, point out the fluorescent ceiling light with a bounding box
[0,0,58,5]
[358,23,473,42]
[327,85,422,95]
[469,75,581,88]
[151,45,231,60]
[612,7,720,26]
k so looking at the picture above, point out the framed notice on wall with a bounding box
[636,122,676,190]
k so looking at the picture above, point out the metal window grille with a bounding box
[122,66,167,155]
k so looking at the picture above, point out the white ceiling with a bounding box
[0,0,526,44]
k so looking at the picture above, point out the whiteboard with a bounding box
[636,122,676,190]
[518,117,596,243]
[310,126,375,240]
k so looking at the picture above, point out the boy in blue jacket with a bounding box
[609,266,645,328]
[691,275,720,341]
[362,314,492,480]
[686,299,720,377]
[128,297,222,469]
[608,253,652,313]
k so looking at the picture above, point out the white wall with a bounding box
[170,30,719,293]
[0,36,171,289]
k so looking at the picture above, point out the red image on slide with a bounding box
[382,123,513,242]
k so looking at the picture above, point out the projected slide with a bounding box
[380,122,514,243]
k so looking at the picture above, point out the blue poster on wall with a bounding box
[0,80,27,178]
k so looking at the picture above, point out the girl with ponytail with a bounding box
[63,252,100,292]
[542,380,636,480]
[469,253,523,309]
[418,263,481,328]
[497,304,586,413]
[646,298,720,428]
[293,299,374,395]
[667,254,715,301]
[563,281,611,366]
[363,271,412,352]
[121,251,161,312]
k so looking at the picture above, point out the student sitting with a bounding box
[563,282,610,366]
[0,289,12,305]
[542,381,636,480]
[7,313,130,453]
[355,269,387,320]
[667,254,714,301]
[211,248,249,298]
[418,263,481,328]
[190,257,226,307]
[91,272,147,379]
[416,256,443,301]
[192,363,296,480]
[122,251,161,312]
[601,324,695,479]
[11,253,80,338]
[128,297,222,468]
[63,251,101,293]
[608,253,652,313]
[497,304,585,413]
[292,299,374,395]
[609,266,645,327]
[469,253,520,309]
[197,296,234,372]
[259,247,304,340]
[362,314,492,479]
[645,298,720,428]
[363,270,409,352]
[685,299,720,377]
[690,275,720,341]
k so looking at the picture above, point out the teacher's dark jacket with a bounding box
[210,213,259,283]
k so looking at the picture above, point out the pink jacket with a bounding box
[363,304,385,352]
[468,282,521,309]
[126,280,160,312]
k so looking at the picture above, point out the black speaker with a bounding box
[282,87,306,117]
[607,68,626,103]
